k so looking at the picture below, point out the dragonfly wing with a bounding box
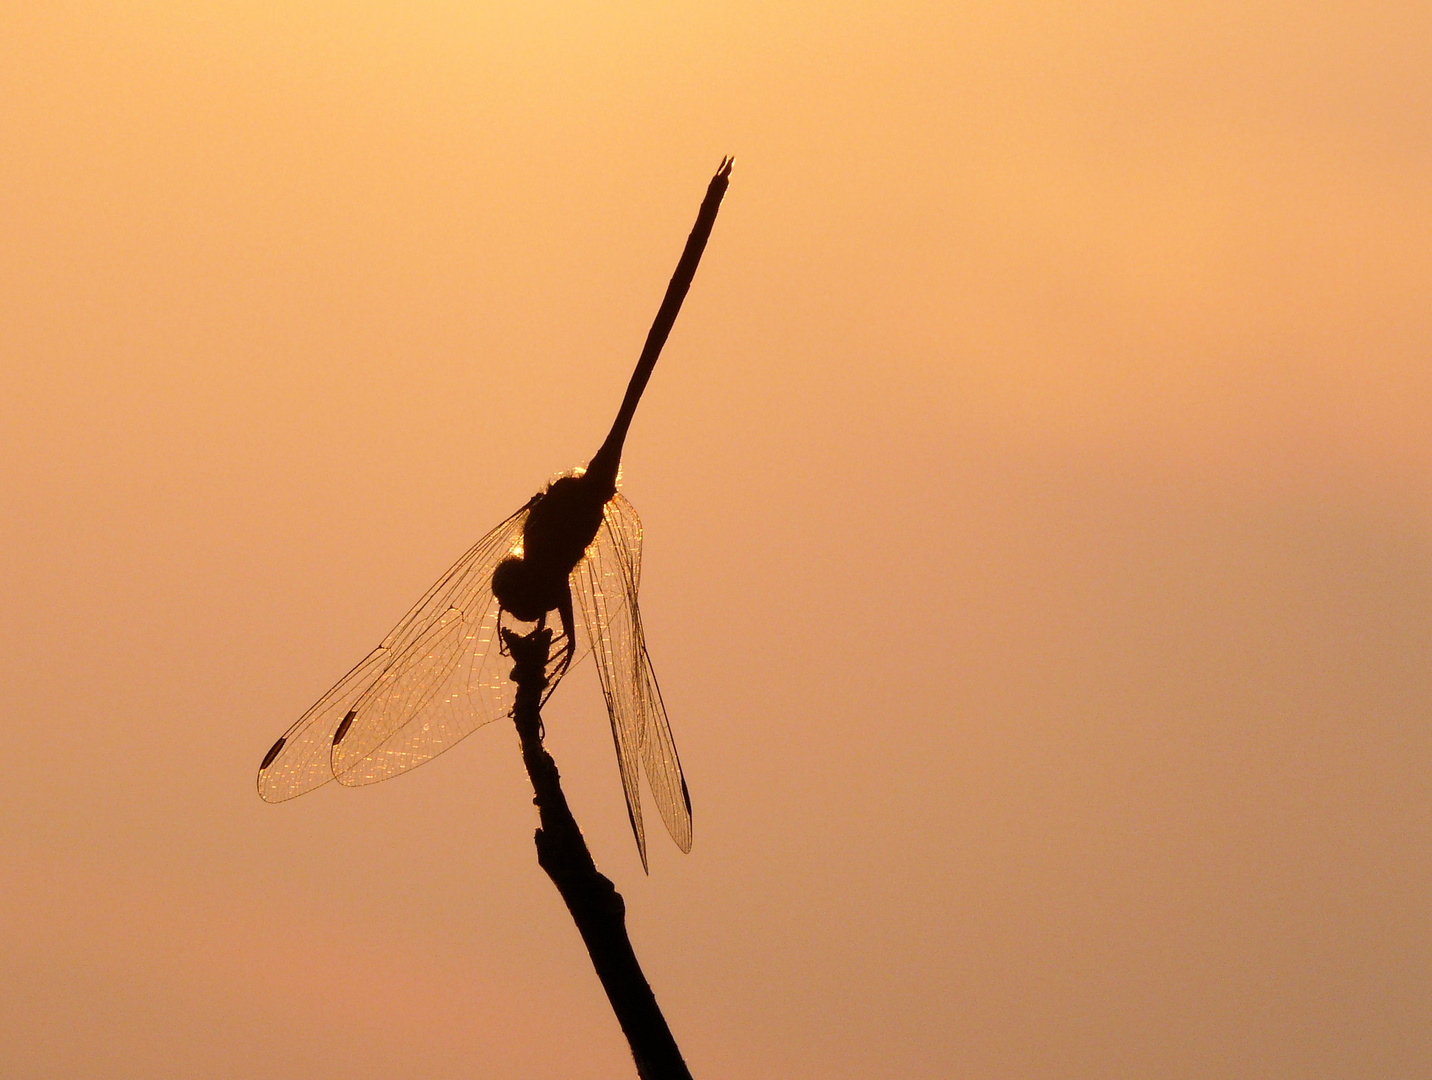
[330,506,536,786]
[256,645,396,802]
[257,504,530,800]
[573,492,692,871]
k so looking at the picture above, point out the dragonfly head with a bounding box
[492,555,548,623]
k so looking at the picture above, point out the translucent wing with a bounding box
[257,504,531,801]
[573,491,692,871]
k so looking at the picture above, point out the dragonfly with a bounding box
[257,158,732,870]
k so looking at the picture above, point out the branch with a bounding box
[503,625,693,1080]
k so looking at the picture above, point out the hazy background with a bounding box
[3,3,1428,1077]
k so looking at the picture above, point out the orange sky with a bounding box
[2,4,1429,1078]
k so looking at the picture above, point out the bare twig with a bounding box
[503,625,693,1080]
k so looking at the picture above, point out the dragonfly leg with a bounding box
[556,588,578,675]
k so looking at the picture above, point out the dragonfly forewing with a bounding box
[256,644,398,802]
[330,591,511,787]
[258,507,530,801]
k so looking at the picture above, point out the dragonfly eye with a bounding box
[493,555,546,622]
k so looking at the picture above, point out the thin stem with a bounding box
[503,625,693,1080]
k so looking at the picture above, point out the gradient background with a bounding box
[3,4,1429,1078]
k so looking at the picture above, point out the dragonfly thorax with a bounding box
[492,472,613,623]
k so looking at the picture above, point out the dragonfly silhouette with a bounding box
[258,159,732,869]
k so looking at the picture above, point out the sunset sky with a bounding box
[2,3,1429,1077]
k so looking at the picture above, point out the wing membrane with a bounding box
[573,492,692,870]
[257,505,530,801]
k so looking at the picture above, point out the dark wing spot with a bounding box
[259,736,286,772]
[333,709,357,746]
[681,775,692,816]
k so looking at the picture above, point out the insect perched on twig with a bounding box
[258,158,733,870]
